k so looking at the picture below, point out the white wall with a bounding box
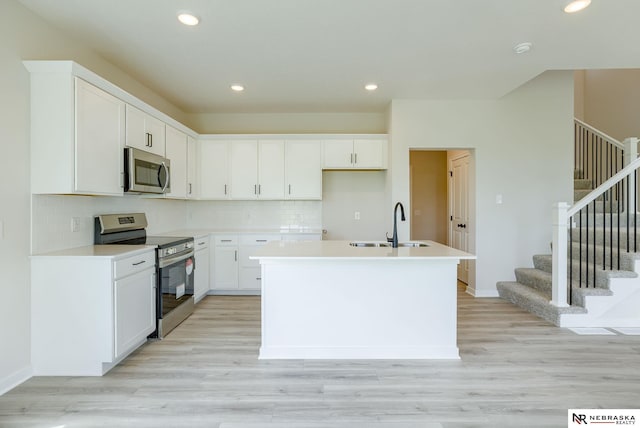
[582,69,640,141]
[389,71,574,297]
[0,0,190,394]
[322,171,387,240]
[186,112,387,134]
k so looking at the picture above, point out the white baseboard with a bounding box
[0,366,32,396]
[466,286,499,298]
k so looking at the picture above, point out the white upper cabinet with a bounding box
[230,140,259,199]
[165,125,188,199]
[199,140,230,199]
[285,140,322,200]
[125,104,166,157]
[230,140,285,200]
[27,71,125,195]
[75,79,126,195]
[258,140,285,200]
[323,138,387,170]
[187,136,197,198]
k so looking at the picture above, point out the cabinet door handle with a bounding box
[235,250,238,261]
[350,153,353,164]
[150,133,153,147]
[288,184,291,194]
[354,153,357,164]
[256,239,267,242]
[256,277,262,281]
[189,183,192,195]
[224,184,227,195]
[145,133,150,147]
[258,184,261,195]
[221,239,232,242]
[254,184,257,195]
[198,241,206,246]
[132,260,146,266]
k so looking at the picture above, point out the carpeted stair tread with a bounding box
[496,281,587,325]
[514,268,551,293]
[530,253,636,290]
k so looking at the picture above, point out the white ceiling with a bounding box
[18,0,640,114]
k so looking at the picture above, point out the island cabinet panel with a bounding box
[252,240,475,360]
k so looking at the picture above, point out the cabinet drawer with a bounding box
[213,235,238,246]
[114,251,155,280]
[194,236,210,250]
[239,234,280,245]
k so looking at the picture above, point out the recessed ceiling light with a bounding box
[513,42,532,54]
[564,0,591,13]
[177,12,199,26]
[231,85,245,92]
[365,83,378,91]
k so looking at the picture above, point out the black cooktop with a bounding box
[145,235,192,248]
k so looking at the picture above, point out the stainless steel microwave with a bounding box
[124,147,171,194]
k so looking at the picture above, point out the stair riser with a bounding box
[515,268,551,293]
[529,255,615,289]
[568,242,636,272]
[574,179,592,190]
[570,228,640,248]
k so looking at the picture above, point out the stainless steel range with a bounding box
[94,213,195,338]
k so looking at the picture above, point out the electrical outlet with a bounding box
[354,211,361,220]
[71,217,81,232]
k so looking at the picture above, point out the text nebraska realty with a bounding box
[574,413,636,424]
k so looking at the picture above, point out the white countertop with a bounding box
[31,245,156,259]
[251,240,476,260]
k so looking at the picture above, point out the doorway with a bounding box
[409,149,474,286]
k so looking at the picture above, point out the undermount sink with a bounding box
[349,241,429,248]
[397,242,429,247]
[349,241,391,247]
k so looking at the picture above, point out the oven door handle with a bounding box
[158,250,194,269]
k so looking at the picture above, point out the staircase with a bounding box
[497,121,640,327]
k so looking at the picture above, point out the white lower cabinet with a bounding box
[114,267,156,359]
[31,248,156,376]
[211,235,239,291]
[210,232,322,294]
[239,234,280,290]
[194,235,210,302]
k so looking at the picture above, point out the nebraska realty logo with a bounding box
[569,409,639,426]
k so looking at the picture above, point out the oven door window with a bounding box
[158,257,194,317]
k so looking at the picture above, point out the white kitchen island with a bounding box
[251,240,475,360]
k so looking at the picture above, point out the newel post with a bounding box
[623,137,639,213]
[551,202,570,307]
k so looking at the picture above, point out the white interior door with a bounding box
[450,155,470,284]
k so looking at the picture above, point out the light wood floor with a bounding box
[1,284,639,427]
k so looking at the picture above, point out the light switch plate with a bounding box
[354,211,361,220]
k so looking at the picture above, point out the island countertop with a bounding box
[250,239,475,260]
